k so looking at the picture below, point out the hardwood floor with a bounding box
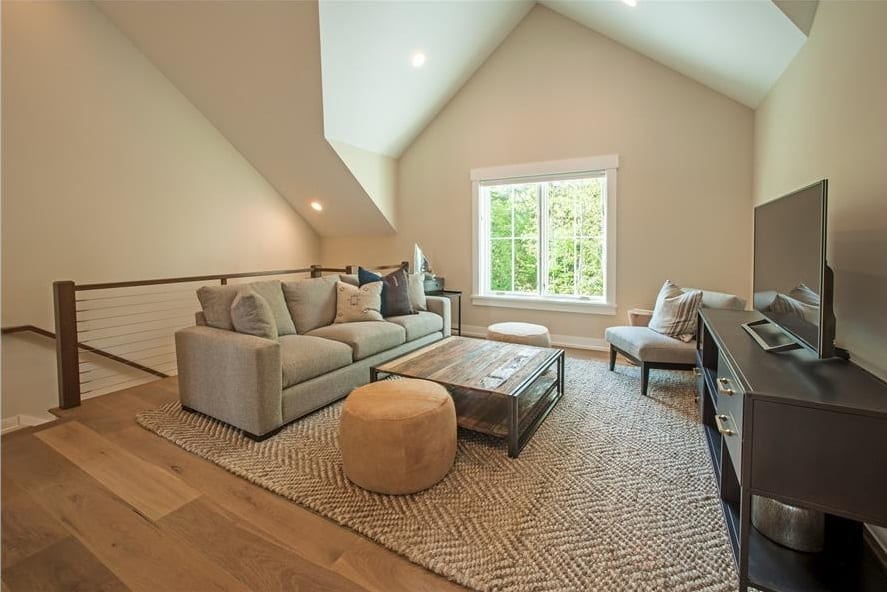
[2,348,608,591]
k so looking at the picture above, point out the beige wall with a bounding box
[323,6,754,343]
[1,1,319,330]
[754,0,887,551]
[754,0,887,378]
[328,139,398,228]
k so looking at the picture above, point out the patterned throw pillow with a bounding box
[648,280,703,342]
[358,267,415,317]
[334,281,383,323]
[230,289,278,340]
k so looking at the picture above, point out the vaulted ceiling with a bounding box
[319,0,534,157]
[98,0,813,238]
[321,0,810,158]
[96,0,396,237]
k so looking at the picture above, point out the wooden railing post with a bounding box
[401,260,410,272]
[53,280,80,408]
[310,265,322,278]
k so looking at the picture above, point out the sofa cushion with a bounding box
[279,335,353,388]
[197,280,295,336]
[696,289,746,311]
[386,311,443,341]
[605,326,696,365]
[231,289,278,340]
[307,321,406,361]
[282,275,338,334]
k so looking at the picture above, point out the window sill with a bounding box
[471,294,617,315]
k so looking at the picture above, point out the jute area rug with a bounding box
[137,358,737,591]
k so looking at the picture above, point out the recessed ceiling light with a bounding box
[411,52,427,68]
[310,201,323,212]
[621,0,637,6]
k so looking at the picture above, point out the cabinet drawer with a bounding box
[715,353,743,431]
[715,353,743,477]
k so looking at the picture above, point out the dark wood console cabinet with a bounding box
[696,309,887,592]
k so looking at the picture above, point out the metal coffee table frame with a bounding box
[371,345,565,458]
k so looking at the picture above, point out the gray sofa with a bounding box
[175,275,451,440]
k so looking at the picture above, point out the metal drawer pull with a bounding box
[693,367,701,376]
[715,414,735,436]
[717,377,735,396]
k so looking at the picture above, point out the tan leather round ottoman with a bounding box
[487,322,551,347]
[339,379,456,495]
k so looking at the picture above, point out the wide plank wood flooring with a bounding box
[2,348,608,591]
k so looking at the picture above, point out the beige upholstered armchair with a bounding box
[605,291,745,396]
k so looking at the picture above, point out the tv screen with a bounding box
[753,180,834,357]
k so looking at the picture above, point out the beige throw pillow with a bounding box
[230,290,278,340]
[408,272,427,311]
[335,281,383,323]
[648,280,703,342]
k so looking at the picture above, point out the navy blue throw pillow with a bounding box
[358,267,385,315]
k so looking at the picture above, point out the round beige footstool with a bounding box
[339,379,456,495]
[487,322,551,347]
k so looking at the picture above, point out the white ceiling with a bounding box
[319,1,808,160]
[541,0,807,108]
[319,0,534,157]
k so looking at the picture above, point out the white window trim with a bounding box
[471,155,618,315]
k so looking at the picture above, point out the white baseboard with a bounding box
[1,413,54,435]
[460,324,608,352]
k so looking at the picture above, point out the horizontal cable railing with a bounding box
[53,262,408,408]
[52,265,349,409]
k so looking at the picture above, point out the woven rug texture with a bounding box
[137,358,738,591]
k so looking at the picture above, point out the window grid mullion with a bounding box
[574,190,580,297]
[539,183,547,297]
[510,185,515,293]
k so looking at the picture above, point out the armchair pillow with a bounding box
[648,280,703,342]
[335,281,383,323]
[230,289,278,340]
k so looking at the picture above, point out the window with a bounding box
[471,156,617,314]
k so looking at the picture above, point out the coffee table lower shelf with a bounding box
[450,373,559,439]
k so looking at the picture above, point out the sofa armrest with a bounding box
[628,308,654,327]
[425,296,452,338]
[175,326,282,437]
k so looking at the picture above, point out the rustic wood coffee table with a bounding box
[371,337,565,458]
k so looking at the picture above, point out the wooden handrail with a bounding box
[345,261,410,275]
[52,262,407,409]
[75,267,314,291]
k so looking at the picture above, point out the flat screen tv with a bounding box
[747,179,837,358]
